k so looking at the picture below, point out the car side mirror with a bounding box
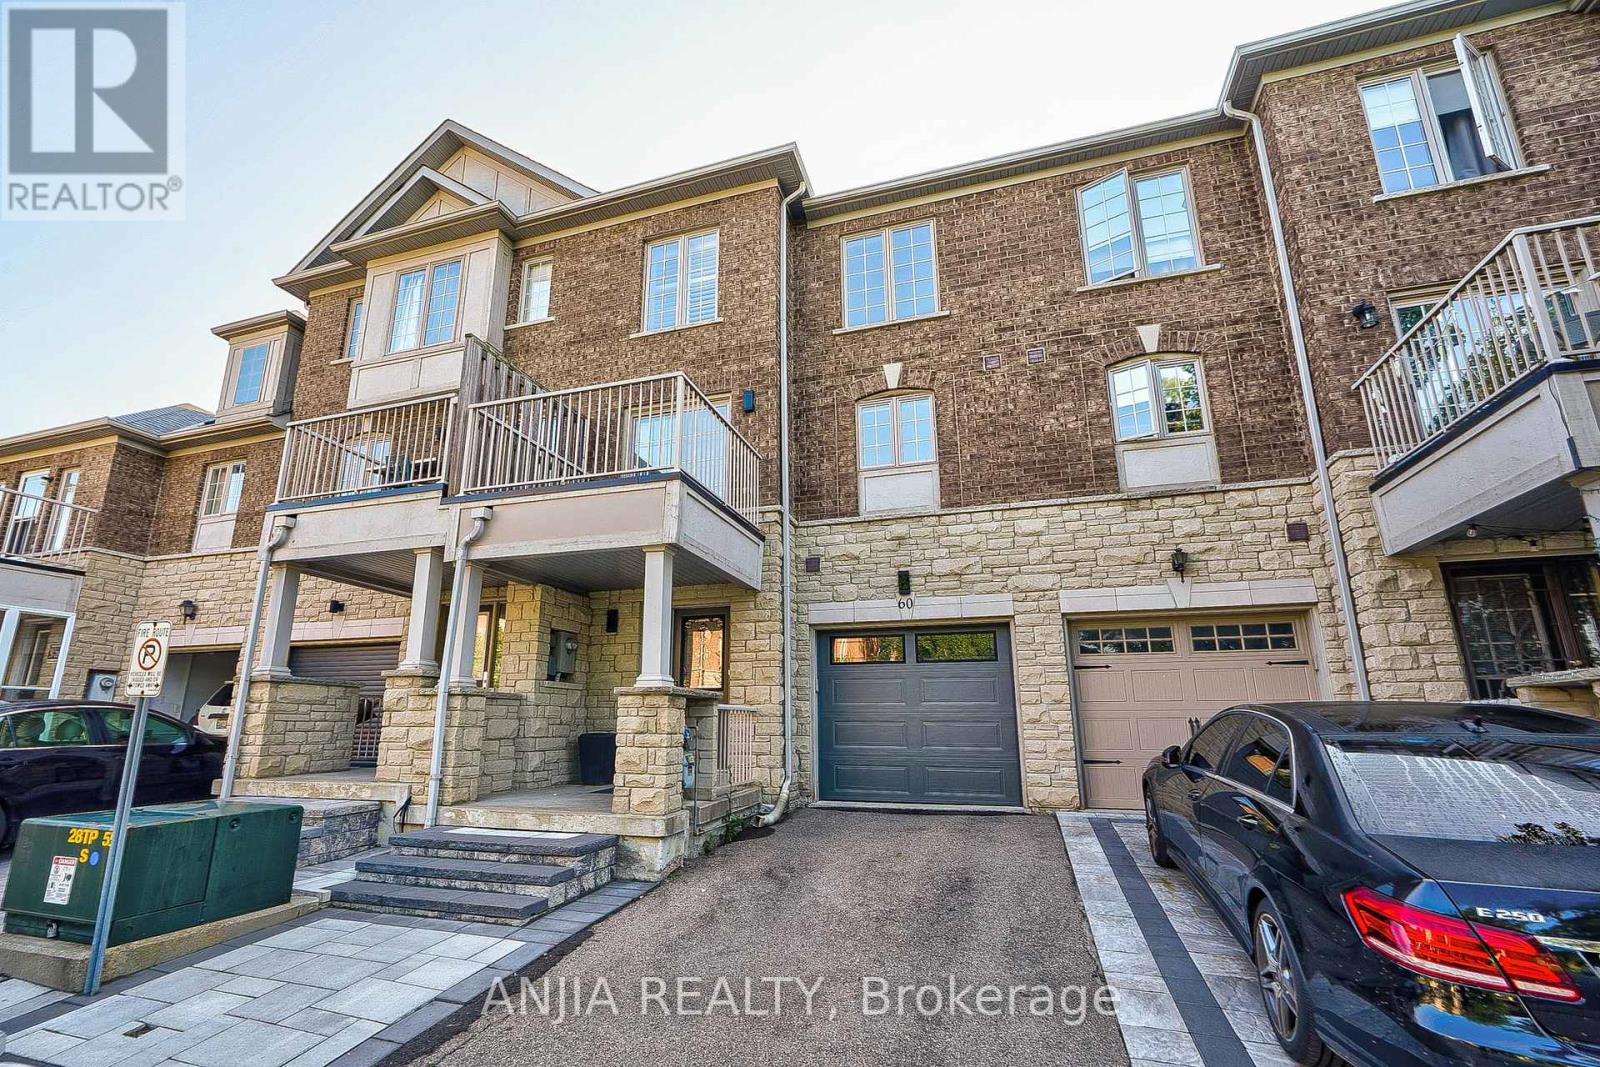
[1160,745,1183,769]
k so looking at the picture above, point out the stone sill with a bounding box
[1075,263,1223,293]
[629,317,723,340]
[832,309,951,336]
[1371,164,1552,203]
[1505,666,1600,688]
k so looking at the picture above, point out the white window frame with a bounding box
[839,220,942,329]
[1078,166,1203,286]
[1106,357,1211,443]
[641,229,720,333]
[200,461,246,518]
[386,257,464,354]
[856,392,938,471]
[231,342,271,406]
[45,469,80,551]
[516,257,554,324]
[1357,39,1522,194]
[343,297,364,361]
[5,470,49,554]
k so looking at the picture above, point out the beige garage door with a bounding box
[1072,615,1318,809]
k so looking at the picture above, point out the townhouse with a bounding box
[1,0,1595,884]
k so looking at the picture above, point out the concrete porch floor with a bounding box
[440,781,686,840]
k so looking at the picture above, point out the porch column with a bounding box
[444,561,484,687]
[637,546,676,687]
[1576,476,1600,552]
[399,548,445,674]
[253,563,300,679]
[0,608,18,697]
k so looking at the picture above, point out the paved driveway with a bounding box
[419,808,1129,1067]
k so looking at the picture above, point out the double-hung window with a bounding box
[1358,35,1520,195]
[519,259,553,323]
[387,259,462,353]
[344,299,364,360]
[201,462,246,518]
[643,231,719,333]
[842,221,938,328]
[1080,169,1200,285]
[1108,358,1207,441]
[232,343,270,405]
[857,393,936,470]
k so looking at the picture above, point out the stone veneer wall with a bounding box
[59,549,148,699]
[238,677,360,778]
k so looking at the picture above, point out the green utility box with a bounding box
[1,801,302,946]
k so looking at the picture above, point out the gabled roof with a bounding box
[289,119,596,275]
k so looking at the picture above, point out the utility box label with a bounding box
[126,621,172,697]
[43,856,77,905]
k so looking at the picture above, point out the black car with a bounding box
[0,701,226,845]
[1143,701,1600,1067]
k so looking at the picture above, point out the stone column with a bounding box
[637,546,675,687]
[443,561,484,687]
[1574,475,1600,552]
[612,685,687,817]
[399,548,445,673]
[0,609,19,694]
[254,563,300,680]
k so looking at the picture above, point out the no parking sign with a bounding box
[125,622,171,697]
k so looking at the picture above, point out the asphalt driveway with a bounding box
[416,808,1129,1067]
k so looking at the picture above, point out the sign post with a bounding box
[83,621,169,995]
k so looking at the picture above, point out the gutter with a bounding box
[758,181,809,828]
[423,507,492,828]
[218,516,297,800]
[1223,102,1371,701]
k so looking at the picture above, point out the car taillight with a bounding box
[1343,887,1581,1004]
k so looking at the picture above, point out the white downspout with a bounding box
[219,515,297,800]
[1223,102,1372,701]
[759,181,808,827]
[423,508,491,828]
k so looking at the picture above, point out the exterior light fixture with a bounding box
[1352,301,1381,330]
[328,599,345,614]
[179,599,198,621]
[1170,548,1190,576]
[1466,523,1480,538]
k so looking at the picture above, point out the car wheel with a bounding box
[1252,898,1335,1067]
[1144,791,1176,868]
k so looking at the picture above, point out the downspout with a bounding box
[1223,101,1372,701]
[759,181,808,827]
[219,516,297,800]
[423,507,491,828]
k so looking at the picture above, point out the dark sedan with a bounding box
[0,701,225,845]
[1143,701,1600,1067]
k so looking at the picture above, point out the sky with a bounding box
[0,0,1382,439]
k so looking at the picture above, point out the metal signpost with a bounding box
[83,621,170,995]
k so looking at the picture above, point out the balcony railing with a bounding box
[0,485,96,569]
[462,373,761,525]
[716,704,759,788]
[1356,217,1600,470]
[275,336,535,505]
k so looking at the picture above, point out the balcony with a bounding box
[0,485,98,694]
[0,484,96,571]
[1355,217,1600,553]
[269,361,764,595]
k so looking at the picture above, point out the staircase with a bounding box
[295,799,382,866]
[325,827,618,924]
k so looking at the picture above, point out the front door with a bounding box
[1444,558,1600,699]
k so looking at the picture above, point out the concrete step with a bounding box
[355,854,575,895]
[325,879,549,924]
[389,828,617,872]
[295,799,382,866]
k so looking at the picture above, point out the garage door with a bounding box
[817,627,1021,806]
[289,642,401,766]
[1072,616,1317,809]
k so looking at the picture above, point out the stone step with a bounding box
[295,799,382,866]
[355,854,575,895]
[389,828,617,871]
[325,879,549,924]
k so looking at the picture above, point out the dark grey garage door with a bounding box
[817,627,1022,806]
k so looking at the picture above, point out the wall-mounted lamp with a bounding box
[1351,301,1381,330]
[741,389,757,413]
[179,599,198,622]
[328,599,345,614]
[1170,548,1190,576]
[605,608,620,634]
[896,569,913,597]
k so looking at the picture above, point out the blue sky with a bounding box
[0,0,1377,438]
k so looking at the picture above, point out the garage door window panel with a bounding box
[1191,621,1297,653]
[914,631,998,662]
[1077,626,1174,655]
[831,634,906,664]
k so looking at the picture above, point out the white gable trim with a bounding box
[353,166,489,239]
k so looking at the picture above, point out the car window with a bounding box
[8,709,92,747]
[1326,738,1600,842]
[0,716,13,748]
[1186,715,1245,772]
[98,708,187,745]
[1219,717,1293,804]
